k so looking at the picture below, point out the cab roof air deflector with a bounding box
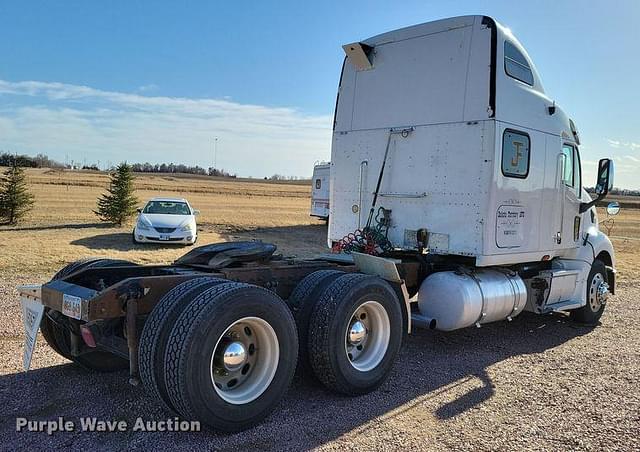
[343,42,374,70]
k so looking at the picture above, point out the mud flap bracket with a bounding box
[351,252,412,334]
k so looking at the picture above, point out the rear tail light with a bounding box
[80,325,97,348]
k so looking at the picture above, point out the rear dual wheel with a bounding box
[141,281,298,432]
[139,277,227,413]
[290,271,403,395]
[287,269,345,375]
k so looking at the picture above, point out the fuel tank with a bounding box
[417,269,527,331]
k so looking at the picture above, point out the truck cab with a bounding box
[330,15,616,325]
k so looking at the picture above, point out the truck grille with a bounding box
[154,227,176,233]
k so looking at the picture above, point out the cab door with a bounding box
[555,142,582,249]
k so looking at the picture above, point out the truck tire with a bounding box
[287,269,344,375]
[570,259,610,325]
[52,257,108,280]
[41,311,130,372]
[139,277,226,414]
[41,258,136,371]
[308,273,403,395]
[164,282,298,432]
[40,309,73,360]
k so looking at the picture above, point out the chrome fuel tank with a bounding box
[417,269,527,331]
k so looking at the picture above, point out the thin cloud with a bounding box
[606,138,640,150]
[621,155,640,163]
[0,79,332,177]
[137,84,159,93]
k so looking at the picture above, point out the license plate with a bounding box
[159,235,171,241]
[62,294,82,320]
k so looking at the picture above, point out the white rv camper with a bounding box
[310,162,330,220]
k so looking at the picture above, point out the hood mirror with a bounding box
[606,202,620,216]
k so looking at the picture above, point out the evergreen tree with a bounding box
[0,161,35,224]
[94,162,139,226]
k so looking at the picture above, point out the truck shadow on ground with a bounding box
[0,312,595,450]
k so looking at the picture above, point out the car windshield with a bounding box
[143,201,191,215]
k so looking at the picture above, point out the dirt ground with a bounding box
[0,169,638,451]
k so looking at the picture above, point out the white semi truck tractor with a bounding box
[20,15,618,432]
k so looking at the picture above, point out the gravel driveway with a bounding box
[0,279,638,451]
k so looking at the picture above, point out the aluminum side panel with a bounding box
[329,121,493,257]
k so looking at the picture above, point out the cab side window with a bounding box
[502,129,530,178]
[561,145,574,187]
[562,144,582,198]
[504,41,534,86]
[574,148,582,198]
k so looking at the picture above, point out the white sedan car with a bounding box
[133,198,199,245]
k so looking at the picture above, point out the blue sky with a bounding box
[0,0,638,186]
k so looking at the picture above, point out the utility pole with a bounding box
[213,137,218,173]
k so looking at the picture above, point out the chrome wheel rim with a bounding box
[344,301,390,372]
[210,317,279,405]
[588,273,609,312]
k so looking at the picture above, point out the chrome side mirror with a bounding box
[193,209,201,216]
[606,202,620,216]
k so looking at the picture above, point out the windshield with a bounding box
[143,201,191,215]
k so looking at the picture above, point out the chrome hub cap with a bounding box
[223,341,247,372]
[344,301,390,372]
[589,273,609,312]
[210,317,279,405]
[348,320,367,345]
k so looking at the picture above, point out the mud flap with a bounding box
[19,285,44,371]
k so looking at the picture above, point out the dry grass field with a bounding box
[597,206,640,284]
[0,168,638,450]
[1,168,638,280]
[0,168,323,279]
